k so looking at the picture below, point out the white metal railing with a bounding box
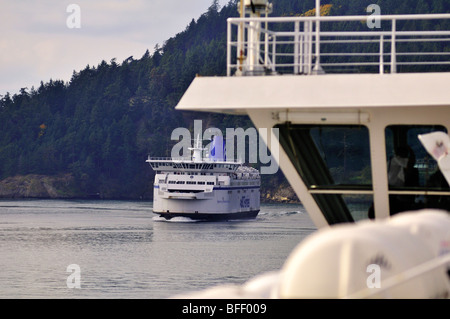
[146,156,190,161]
[146,156,243,164]
[227,14,450,76]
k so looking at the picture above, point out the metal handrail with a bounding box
[146,156,243,165]
[227,14,450,76]
[147,156,193,161]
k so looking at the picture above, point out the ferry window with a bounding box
[309,126,372,186]
[276,124,373,224]
[385,125,450,214]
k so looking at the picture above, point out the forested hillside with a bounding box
[0,0,448,199]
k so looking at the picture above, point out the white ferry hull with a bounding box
[153,185,260,221]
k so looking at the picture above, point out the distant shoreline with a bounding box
[0,173,300,204]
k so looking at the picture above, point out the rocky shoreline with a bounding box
[0,174,300,203]
[0,174,82,199]
[260,183,300,204]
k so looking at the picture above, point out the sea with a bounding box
[0,199,316,299]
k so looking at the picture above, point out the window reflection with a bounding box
[385,125,450,214]
[276,124,373,224]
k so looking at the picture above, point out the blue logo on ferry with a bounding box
[240,196,250,208]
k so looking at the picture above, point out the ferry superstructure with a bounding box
[173,1,450,298]
[146,138,260,221]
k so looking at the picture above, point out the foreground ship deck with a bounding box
[172,1,450,298]
[176,9,450,228]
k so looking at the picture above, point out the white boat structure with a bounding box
[173,0,450,298]
[146,136,260,221]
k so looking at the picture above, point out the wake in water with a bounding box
[152,216,199,223]
[258,210,305,217]
[152,211,306,223]
[151,215,258,223]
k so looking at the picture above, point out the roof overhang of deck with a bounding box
[175,72,450,114]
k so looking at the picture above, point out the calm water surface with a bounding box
[0,199,315,298]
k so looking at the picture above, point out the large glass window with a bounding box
[276,124,373,224]
[385,125,450,214]
[309,126,372,187]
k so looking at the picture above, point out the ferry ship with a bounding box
[146,137,260,221]
[173,1,450,298]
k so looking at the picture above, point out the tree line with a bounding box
[0,0,448,199]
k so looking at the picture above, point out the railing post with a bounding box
[379,35,384,74]
[299,22,304,74]
[391,19,397,73]
[315,0,320,65]
[264,20,269,69]
[294,21,300,74]
[237,20,243,75]
[312,0,324,74]
[272,34,277,73]
[306,20,313,75]
[304,21,309,74]
[227,20,232,76]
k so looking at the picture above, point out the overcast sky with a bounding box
[0,0,230,97]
